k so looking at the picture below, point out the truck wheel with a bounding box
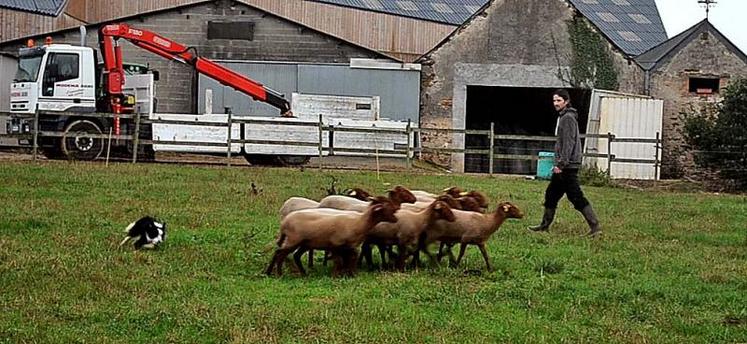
[61,120,104,161]
[243,154,276,166]
[274,156,310,166]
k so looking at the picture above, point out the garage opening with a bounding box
[465,86,591,174]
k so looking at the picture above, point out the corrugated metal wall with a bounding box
[585,90,663,180]
[242,0,455,61]
[0,54,15,112]
[197,61,420,122]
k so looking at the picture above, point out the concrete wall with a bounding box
[649,30,747,178]
[0,0,381,114]
[419,0,644,170]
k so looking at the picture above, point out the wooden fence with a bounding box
[1,111,661,178]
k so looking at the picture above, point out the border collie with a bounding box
[119,216,167,249]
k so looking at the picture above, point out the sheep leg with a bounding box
[454,243,468,268]
[477,243,493,272]
[359,242,375,270]
[323,250,332,266]
[293,247,310,276]
[307,249,314,268]
[265,250,280,276]
[274,248,295,276]
[395,244,409,272]
[344,248,359,277]
[377,244,388,269]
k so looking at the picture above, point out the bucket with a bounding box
[536,151,555,180]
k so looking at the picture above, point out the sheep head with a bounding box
[442,186,464,198]
[387,185,417,205]
[369,201,399,224]
[495,202,524,219]
[459,191,488,209]
[458,196,484,212]
[435,194,461,210]
[345,187,372,201]
[431,200,456,222]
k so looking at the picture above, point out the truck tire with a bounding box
[274,155,310,166]
[61,120,104,161]
[243,154,276,166]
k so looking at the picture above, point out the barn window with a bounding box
[207,21,254,41]
[688,77,720,94]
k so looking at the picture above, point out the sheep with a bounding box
[279,197,320,220]
[360,200,456,271]
[420,202,523,271]
[265,199,399,277]
[343,187,373,201]
[410,190,438,202]
[400,194,461,212]
[317,185,416,212]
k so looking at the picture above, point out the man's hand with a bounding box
[552,166,562,174]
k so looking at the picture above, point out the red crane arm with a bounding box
[98,23,291,115]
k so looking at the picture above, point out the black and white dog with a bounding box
[119,216,167,249]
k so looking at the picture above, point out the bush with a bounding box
[579,165,612,187]
[683,78,747,191]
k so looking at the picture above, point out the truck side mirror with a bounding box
[151,70,160,81]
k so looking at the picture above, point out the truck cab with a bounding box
[11,44,97,114]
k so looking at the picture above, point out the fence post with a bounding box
[226,107,232,167]
[32,111,39,161]
[489,122,495,176]
[406,119,411,171]
[654,131,660,184]
[318,114,323,171]
[132,112,141,163]
[607,132,614,177]
[328,125,335,156]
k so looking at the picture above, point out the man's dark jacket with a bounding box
[554,107,582,169]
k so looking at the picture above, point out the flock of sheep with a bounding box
[267,186,524,277]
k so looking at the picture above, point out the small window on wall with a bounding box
[688,77,720,95]
[207,21,254,40]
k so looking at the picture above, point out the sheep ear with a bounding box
[459,192,468,196]
[350,191,357,196]
[434,202,442,210]
[502,205,510,212]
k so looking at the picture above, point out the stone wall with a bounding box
[419,0,644,170]
[649,30,747,178]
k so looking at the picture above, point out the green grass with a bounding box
[1,161,746,343]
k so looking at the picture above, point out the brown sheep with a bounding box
[265,199,399,277]
[360,200,456,271]
[421,202,523,271]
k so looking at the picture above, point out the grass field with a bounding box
[1,161,745,343]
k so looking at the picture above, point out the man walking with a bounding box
[529,89,601,236]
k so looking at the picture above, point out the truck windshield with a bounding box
[15,55,43,82]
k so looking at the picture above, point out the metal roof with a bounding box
[307,0,668,56]
[568,0,668,56]
[0,0,69,16]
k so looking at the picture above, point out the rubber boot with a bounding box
[580,205,601,236]
[528,207,555,232]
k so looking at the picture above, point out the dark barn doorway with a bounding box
[465,86,591,174]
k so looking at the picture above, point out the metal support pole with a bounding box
[406,119,411,171]
[132,112,141,163]
[32,111,39,161]
[318,114,323,171]
[226,107,232,167]
[607,132,613,177]
[489,122,495,176]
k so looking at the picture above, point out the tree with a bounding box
[683,78,747,190]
